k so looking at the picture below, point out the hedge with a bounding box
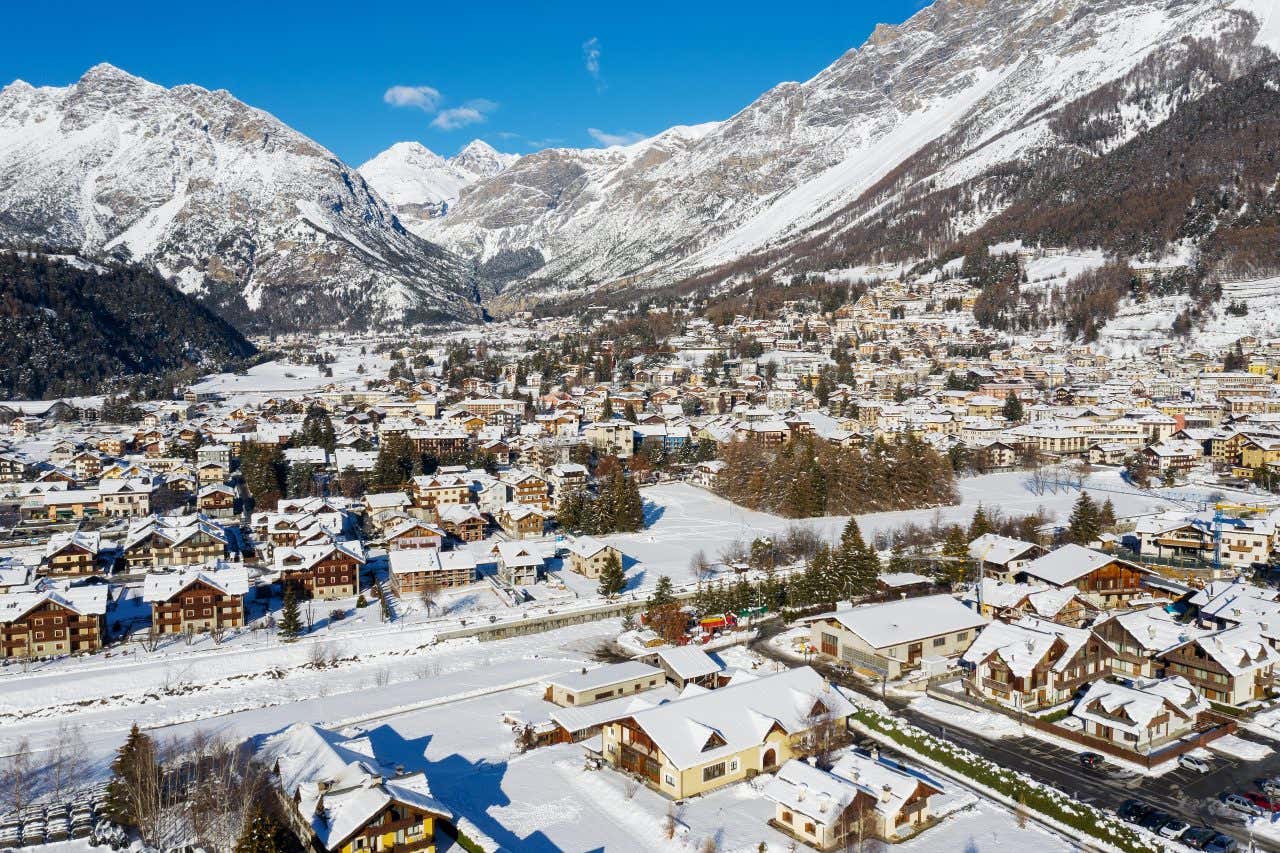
[852,708,1161,853]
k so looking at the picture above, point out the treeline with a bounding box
[0,251,256,399]
[714,434,957,518]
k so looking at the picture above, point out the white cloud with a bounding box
[582,37,604,91]
[432,99,498,131]
[382,85,442,111]
[587,127,645,147]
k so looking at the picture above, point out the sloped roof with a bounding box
[822,595,987,649]
[142,562,250,602]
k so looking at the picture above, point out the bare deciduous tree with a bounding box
[419,579,442,617]
[1,737,32,813]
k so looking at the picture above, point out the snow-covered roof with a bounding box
[622,667,855,770]
[1099,606,1208,653]
[1019,544,1143,586]
[274,541,365,572]
[0,583,108,623]
[1072,676,1206,737]
[821,595,987,650]
[44,529,101,558]
[968,533,1039,567]
[876,571,931,588]
[255,723,449,852]
[142,562,250,602]
[961,616,1091,677]
[546,660,662,693]
[1166,625,1280,676]
[648,645,723,680]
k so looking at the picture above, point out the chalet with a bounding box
[764,752,943,849]
[547,463,588,507]
[637,646,724,689]
[196,460,229,485]
[143,563,249,635]
[503,470,552,512]
[385,518,445,551]
[42,531,102,576]
[388,549,476,595]
[33,489,101,522]
[1158,625,1279,706]
[275,541,365,600]
[968,534,1046,582]
[566,536,622,580]
[123,515,229,569]
[961,616,1112,711]
[437,504,486,542]
[1092,607,1211,680]
[495,541,545,587]
[364,492,413,532]
[808,595,987,679]
[0,583,108,659]
[544,661,665,707]
[966,579,1098,627]
[98,478,153,518]
[1015,545,1154,608]
[495,502,547,539]
[259,723,451,853]
[1070,676,1208,751]
[196,483,237,519]
[410,474,472,517]
[600,667,855,799]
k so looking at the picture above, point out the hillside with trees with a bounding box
[0,251,256,398]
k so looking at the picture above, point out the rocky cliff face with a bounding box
[0,64,483,331]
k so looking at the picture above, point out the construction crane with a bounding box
[1210,501,1270,570]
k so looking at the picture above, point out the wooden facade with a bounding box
[0,599,102,659]
[150,579,245,635]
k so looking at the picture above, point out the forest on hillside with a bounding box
[0,252,257,399]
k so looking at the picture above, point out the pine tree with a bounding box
[1099,498,1117,529]
[597,552,627,597]
[279,586,302,640]
[235,807,284,853]
[102,724,157,828]
[941,526,970,586]
[1067,492,1101,545]
[1002,393,1024,423]
[968,505,994,540]
[647,575,676,620]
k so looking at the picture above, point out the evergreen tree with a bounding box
[1099,497,1117,529]
[601,398,614,420]
[968,504,994,540]
[1066,492,1101,545]
[370,434,416,489]
[300,406,336,452]
[597,552,627,597]
[1002,393,1024,423]
[647,575,676,619]
[941,526,970,586]
[235,807,284,853]
[279,586,302,640]
[102,723,158,828]
[286,462,316,499]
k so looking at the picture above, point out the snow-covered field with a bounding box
[600,468,1196,592]
[189,344,393,402]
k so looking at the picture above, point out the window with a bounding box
[804,822,816,835]
[702,762,726,783]
[956,631,969,641]
[665,774,675,786]
[729,758,739,773]
[782,811,793,824]
[932,637,946,648]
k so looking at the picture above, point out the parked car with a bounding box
[1205,834,1238,853]
[1118,800,1152,823]
[1181,827,1219,850]
[1158,817,1189,840]
[1140,810,1172,832]
[1222,794,1261,817]
[1259,779,1280,798]
[1244,791,1280,812]
[1079,751,1104,769]
[1179,754,1211,773]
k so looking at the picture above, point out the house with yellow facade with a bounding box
[260,723,452,853]
[600,666,855,799]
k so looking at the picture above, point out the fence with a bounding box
[927,682,1236,770]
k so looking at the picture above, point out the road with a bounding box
[750,624,1280,852]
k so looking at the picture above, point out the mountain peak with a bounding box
[78,62,144,86]
[451,139,518,178]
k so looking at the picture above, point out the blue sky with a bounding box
[4,0,926,164]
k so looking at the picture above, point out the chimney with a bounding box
[880,784,893,804]
[870,746,880,762]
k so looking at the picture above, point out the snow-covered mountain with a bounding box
[0,64,483,331]
[358,140,517,232]
[415,0,1278,309]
